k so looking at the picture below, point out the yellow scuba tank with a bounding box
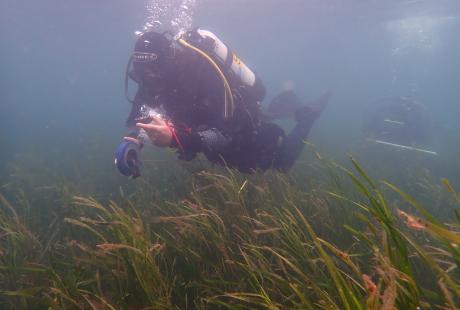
[195,29,257,88]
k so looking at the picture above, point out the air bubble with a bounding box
[137,0,196,36]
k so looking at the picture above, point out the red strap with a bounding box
[166,120,188,151]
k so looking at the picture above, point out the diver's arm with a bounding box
[171,126,231,161]
[133,114,231,156]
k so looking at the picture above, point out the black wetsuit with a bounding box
[127,31,319,173]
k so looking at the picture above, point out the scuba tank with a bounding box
[181,29,265,103]
[196,29,256,88]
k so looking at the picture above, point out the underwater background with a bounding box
[1,0,460,308]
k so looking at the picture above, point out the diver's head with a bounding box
[129,31,174,92]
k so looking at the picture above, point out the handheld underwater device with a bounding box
[114,105,166,178]
[115,128,150,179]
[115,138,142,178]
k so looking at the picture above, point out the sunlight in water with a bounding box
[386,15,456,54]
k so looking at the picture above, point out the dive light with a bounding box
[115,126,150,178]
[114,139,142,178]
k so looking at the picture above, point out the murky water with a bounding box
[1,1,459,197]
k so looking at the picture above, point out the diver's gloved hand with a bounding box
[135,115,173,147]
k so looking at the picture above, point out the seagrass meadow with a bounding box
[1,141,459,309]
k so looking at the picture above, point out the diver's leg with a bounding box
[274,113,316,171]
[274,93,330,171]
[252,123,286,171]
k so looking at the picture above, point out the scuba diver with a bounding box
[115,29,329,178]
[364,97,431,146]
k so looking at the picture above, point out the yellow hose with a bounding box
[178,38,234,119]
